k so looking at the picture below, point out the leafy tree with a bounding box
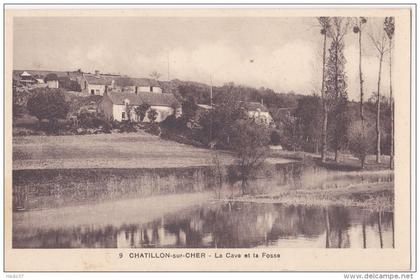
[134,103,150,122]
[324,17,350,162]
[125,102,132,122]
[229,119,270,194]
[294,95,322,153]
[277,111,299,151]
[12,87,25,121]
[318,16,331,162]
[147,108,158,124]
[348,120,375,168]
[27,88,69,125]
[181,95,198,123]
[198,93,247,147]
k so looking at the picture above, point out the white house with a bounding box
[81,70,115,96]
[99,91,182,122]
[241,101,274,126]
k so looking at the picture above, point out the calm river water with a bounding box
[13,202,393,249]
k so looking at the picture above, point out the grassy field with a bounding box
[13,132,240,170]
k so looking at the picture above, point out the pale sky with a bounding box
[13,16,391,101]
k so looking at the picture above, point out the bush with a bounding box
[134,103,150,122]
[145,123,161,135]
[74,111,113,134]
[347,120,375,168]
[118,121,137,133]
[27,88,69,123]
[160,115,187,132]
[147,109,158,123]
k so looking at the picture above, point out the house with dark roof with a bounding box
[99,91,181,122]
[44,73,59,88]
[240,101,274,126]
[81,70,116,96]
[113,77,162,94]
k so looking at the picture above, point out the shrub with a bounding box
[145,123,161,136]
[134,103,150,122]
[118,121,137,133]
[147,109,158,124]
[347,120,375,168]
[160,115,187,132]
[27,88,69,123]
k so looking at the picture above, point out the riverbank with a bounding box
[226,180,393,212]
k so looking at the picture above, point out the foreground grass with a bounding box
[13,132,237,169]
[12,133,294,169]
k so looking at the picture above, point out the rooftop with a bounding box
[84,74,114,86]
[107,91,180,108]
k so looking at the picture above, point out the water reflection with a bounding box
[13,202,394,248]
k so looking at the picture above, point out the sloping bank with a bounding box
[12,161,393,212]
[12,162,299,210]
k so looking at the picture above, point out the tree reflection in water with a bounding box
[13,202,394,249]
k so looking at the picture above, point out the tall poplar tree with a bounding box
[318,17,331,163]
[324,17,350,162]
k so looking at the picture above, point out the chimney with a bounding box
[261,98,264,106]
[95,70,100,77]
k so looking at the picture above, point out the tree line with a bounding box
[316,16,395,169]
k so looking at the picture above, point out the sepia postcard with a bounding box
[3,4,415,272]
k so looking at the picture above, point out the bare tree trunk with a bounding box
[378,211,383,248]
[358,26,367,170]
[358,27,365,131]
[334,41,340,163]
[321,31,328,163]
[334,148,339,162]
[362,220,367,248]
[324,208,331,248]
[389,40,394,170]
[391,213,395,248]
[376,53,384,163]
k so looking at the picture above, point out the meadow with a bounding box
[13,132,238,170]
